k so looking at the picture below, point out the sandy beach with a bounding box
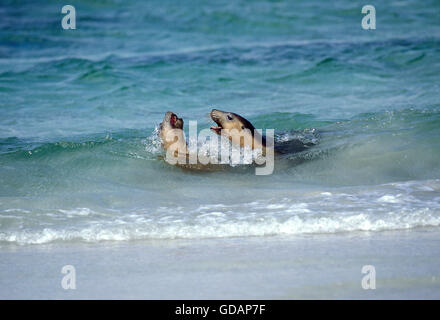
[1,228,439,299]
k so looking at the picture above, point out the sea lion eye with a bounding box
[241,125,245,130]
[227,115,233,121]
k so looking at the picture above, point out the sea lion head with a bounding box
[210,109,255,136]
[159,111,186,151]
[160,111,183,132]
[210,109,264,149]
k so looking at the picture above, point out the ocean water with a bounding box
[1,0,440,246]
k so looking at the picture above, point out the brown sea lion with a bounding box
[210,109,317,155]
[159,111,188,160]
[159,111,225,171]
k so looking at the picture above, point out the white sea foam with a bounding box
[58,208,94,216]
[377,195,402,203]
[0,207,439,245]
[1,201,439,245]
[1,179,439,245]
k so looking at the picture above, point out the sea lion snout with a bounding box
[210,109,239,131]
[210,109,225,134]
[210,109,222,118]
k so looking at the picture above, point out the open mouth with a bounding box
[210,124,223,134]
[170,114,177,126]
[210,115,223,134]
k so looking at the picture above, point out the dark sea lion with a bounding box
[210,109,315,155]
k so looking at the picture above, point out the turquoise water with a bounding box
[1,0,440,244]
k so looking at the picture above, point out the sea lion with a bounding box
[210,109,268,151]
[159,111,224,171]
[209,108,319,156]
[159,111,188,160]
